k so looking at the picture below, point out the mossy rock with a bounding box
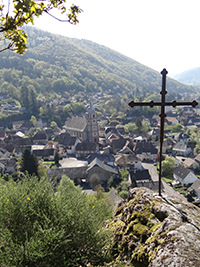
[107,187,200,267]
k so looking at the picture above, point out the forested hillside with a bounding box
[0,26,195,97]
[174,67,200,86]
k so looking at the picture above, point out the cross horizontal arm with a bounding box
[129,100,198,108]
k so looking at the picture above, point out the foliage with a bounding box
[54,151,60,165]
[118,190,128,199]
[86,185,113,223]
[0,0,82,54]
[120,169,129,181]
[0,175,111,266]
[30,115,36,126]
[124,122,138,133]
[161,157,175,178]
[172,123,183,132]
[20,148,38,176]
[0,26,196,126]
[50,120,58,129]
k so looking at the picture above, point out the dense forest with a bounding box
[0,26,197,127]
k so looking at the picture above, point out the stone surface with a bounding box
[107,187,200,267]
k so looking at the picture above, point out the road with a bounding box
[142,162,184,198]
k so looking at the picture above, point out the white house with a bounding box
[172,142,192,156]
[115,154,142,170]
[173,166,198,186]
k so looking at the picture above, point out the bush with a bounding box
[0,175,111,266]
[119,190,128,199]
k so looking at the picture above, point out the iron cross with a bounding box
[128,68,198,196]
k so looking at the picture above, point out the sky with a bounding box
[33,0,200,77]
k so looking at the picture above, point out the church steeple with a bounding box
[85,105,99,142]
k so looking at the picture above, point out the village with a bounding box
[0,98,200,205]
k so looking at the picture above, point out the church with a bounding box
[64,105,99,143]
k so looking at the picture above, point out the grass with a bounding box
[43,161,54,165]
[162,177,174,183]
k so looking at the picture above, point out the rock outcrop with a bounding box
[107,187,200,267]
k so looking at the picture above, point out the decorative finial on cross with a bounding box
[128,68,198,196]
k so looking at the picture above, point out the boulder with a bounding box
[107,187,200,266]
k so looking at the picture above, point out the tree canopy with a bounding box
[0,0,82,54]
[20,148,38,176]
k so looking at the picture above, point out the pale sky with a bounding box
[33,0,200,76]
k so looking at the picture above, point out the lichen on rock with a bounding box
[107,187,200,267]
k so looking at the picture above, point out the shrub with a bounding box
[119,190,128,199]
[0,175,111,266]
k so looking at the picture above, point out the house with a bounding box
[14,131,25,138]
[156,137,176,153]
[87,153,115,166]
[3,101,16,110]
[15,137,32,148]
[0,147,10,158]
[129,169,151,183]
[183,158,199,170]
[32,148,55,159]
[54,132,81,155]
[12,121,24,130]
[86,158,118,186]
[57,136,81,156]
[133,136,149,143]
[112,137,133,154]
[44,128,54,140]
[129,169,164,191]
[64,105,99,142]
[133,141,158,161]
[0,158,17,174]
[19,121,33,135]
[106,133,120,146]
[172,142,192,156]
[173,166,198,186]
[53,127,61,136]
[118,140,134,154]
[115,154,142,170]
[174,133,190,143]
[187,178,200,198]
[194,154,200,165]
[165,117,179,125]
[148,127,160,139]
[75,142,99,158]
[32,131,48,145]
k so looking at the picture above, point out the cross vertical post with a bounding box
[158,69,168,196]
[128,68,198,196]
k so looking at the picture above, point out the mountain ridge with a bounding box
[174,67,200,85]
[0,26,195,97]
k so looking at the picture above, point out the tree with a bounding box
[135,118,142,130]
[161,157,175,178]
[30,115,36,126]
[54,151,60,165]
[0,0,82,54]
[50,121,58,129]
[0,175,111,266]
[20,148,38,176]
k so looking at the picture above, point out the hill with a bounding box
[0,26,195,97]
[174,67,200,85]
